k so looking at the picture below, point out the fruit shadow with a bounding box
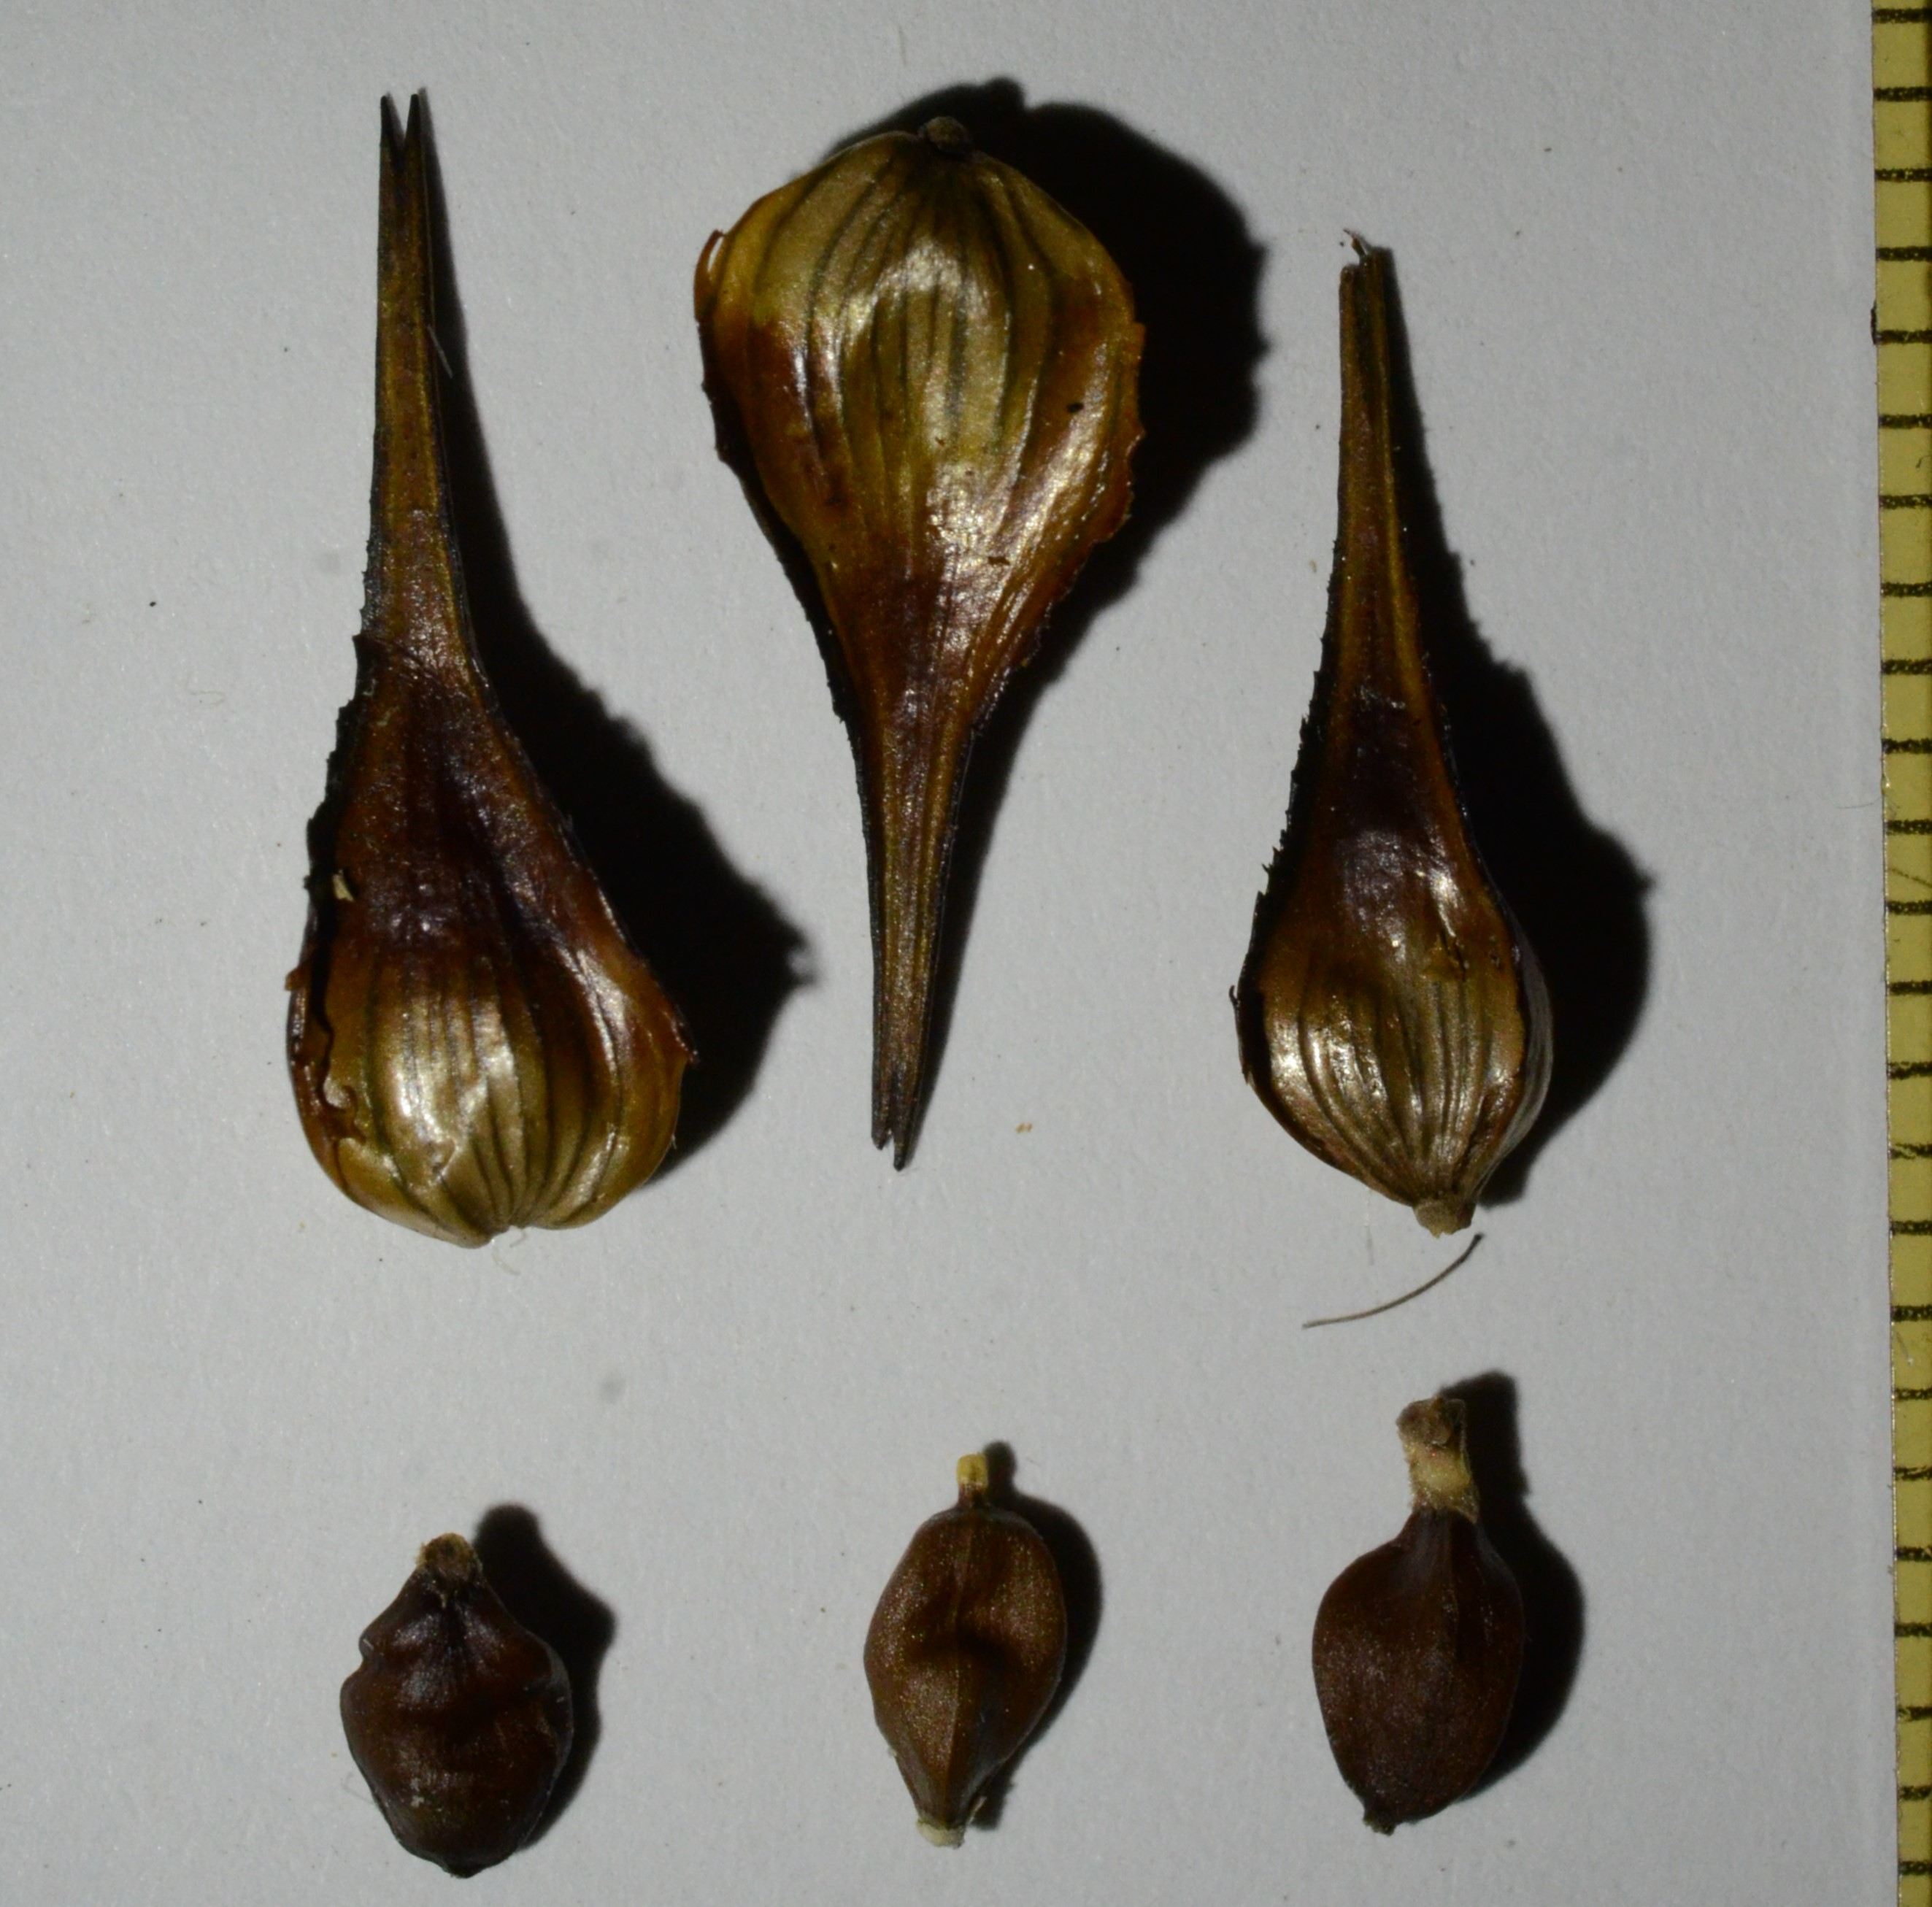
[966,1440,1104,1832]
[1438,1372,1584,1789]
[472,1505,617,1843]
[1370,250,1650,1203]
[712,83,1263,1160]
[417,99,808,1168]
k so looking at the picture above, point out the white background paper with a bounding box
[0,1,1892,1900]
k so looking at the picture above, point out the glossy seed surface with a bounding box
[288,98,689,1245]
[1237,243,1549,1235]
[696,119,1142,1163]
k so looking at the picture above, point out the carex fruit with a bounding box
[288,99,689,1245]
[1237,242,1549,1235]
[696,117,1142,1164]
[340,1532,573,1874]
[863,1452,1068,1844]
[1311,1395,1524,1831]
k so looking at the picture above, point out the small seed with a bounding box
[863,1453,1067,1844]
[1310,1396,1524,1831]
[339,1533,573,1875]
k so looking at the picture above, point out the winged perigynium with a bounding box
[1236,242,1549,1236]
[1310,1397,1525,1832]
[287,99,690,1247]
[695,117,1143,1165]
[340,1533,574,1876]
[863,1453,1068,1845]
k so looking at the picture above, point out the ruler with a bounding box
[1881,7,1932,1900]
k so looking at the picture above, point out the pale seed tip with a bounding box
[415,1533,482,1590]
[917,1816,967,1847]
[920,117,974,158]
[1415,1195,1473,1237]
[1396,1398,1479,1521]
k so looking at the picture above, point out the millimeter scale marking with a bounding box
[1880,9,1932,1900]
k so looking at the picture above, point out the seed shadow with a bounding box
[415,97,808,1168]
[1371,250,1650,1201]
[703,84,1265,1161]
[472,1505,617,1842]
[1438,1372,1584,1790]
[964,1440,1104,1832]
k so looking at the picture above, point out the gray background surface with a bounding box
[0,1,1892,1900]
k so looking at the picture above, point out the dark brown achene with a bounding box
[863,1453,1068,1844]
[340,1533,574,1876]
[696,118,1142,1164]
[287,99,690,1245]
[1311,1397,1524,1832]
[1236,242,1549,1235]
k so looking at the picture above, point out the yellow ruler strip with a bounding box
[1881,9,1932,1900]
